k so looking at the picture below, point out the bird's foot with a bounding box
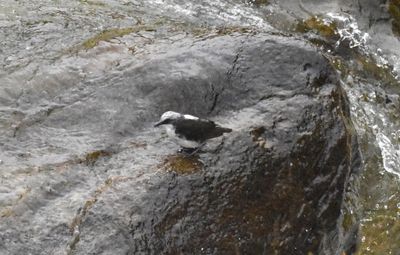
[178,146,206,157]
[178,147,197,154]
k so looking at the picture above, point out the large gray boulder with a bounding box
[0,33,360,254]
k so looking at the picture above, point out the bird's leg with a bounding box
[187,142,206,156]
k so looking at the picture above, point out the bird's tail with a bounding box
[218,126,232,133]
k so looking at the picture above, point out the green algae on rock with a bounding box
[82,26,155,49]
[294,15,400,93]
[79,0,106,7]
[81,150,113,166]
[246,0,269,7]
[357,194,400,254]
[76,23,254,53]
[160,154,203,174]
[296,16,339,39]
[389,0,400,36]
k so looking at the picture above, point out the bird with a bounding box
[154,111,232,154]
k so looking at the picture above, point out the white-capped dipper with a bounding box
[154,111,232,153]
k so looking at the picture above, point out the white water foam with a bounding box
[324,12,369,50]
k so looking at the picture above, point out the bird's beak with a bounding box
[154,120,166,127]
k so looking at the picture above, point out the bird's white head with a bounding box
[161,111,182,120]
[154,111,182,127]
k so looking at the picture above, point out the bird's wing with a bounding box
[173,118,228,142]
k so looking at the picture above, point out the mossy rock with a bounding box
[160,154,203,174]
[296,16,338,39]
[79,0,106,7]
[355,54,399,88]
[215,26,254,35]
[389,0,400,36]
[247,0,269,7]
[71,22,254,54]
[1,207,14,218]
[324,49,399,91]
[81,26,156,50]
[357,198,400,254]
[82,150,113,166]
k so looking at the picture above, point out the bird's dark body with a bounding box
[172,118,232,143]
[154,111,232,152]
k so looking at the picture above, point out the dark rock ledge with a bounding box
[123,34,361,255]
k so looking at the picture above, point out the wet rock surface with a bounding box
[124,35,361,255]
[0,31,360,254]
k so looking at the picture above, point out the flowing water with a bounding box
[325,10,400,254]
[1,0,400,254]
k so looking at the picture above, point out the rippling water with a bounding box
[313,7,400,254]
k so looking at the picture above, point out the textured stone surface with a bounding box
[0,32,360,255]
